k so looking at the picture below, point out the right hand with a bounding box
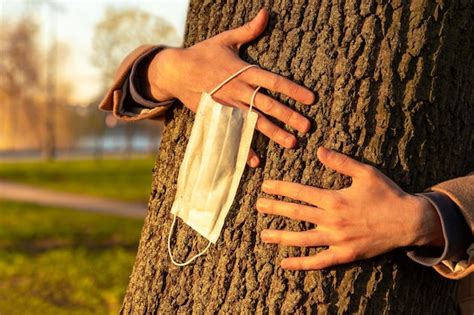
[147,8,315,167]
[257,147,444,270]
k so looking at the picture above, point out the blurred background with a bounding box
[0,0,188,313]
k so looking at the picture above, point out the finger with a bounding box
[234,100,297,149]
[261,229,332,247]
[317,147,370,178]
[220,8,269,48]
[233,101,297,148]
[281,248,343,270]
[253,111,297,148]
[261,180,333,208]
[244,68,315,105]
[249,90,310,133]
[247,148,260,168]
[256,198,322,224]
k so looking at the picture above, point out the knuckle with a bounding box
[243,22,254,35]
[327,195,343,209]
[331,216,347,229]
[266,200,275,213]
[333,230,348,243]
[280,234,294,246]
[269,75,281,90]
[269,126,280,142]
[272,233,281,244]
[344,247,359,262]
[289,205,302,218]
[291,186,304,200]
[313,252,331,269]
[336,154,350,169]
[364,165,379,179]
[260,98,274,112]
[342,232,355,243]
[288,83,300,97]
[287,110,298,126]
[291,260,303,269]
[306,230,320,245]
[272,182,281,196]
[255,112,265,126]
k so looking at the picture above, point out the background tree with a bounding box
[0,19,42,150]
[121,1,474,313]
[92,7,180,89]
[0,17,76,154]
[92,7,179,156]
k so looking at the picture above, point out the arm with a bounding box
[257,147,473,279]
[98,9,315,166]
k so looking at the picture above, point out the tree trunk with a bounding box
[122,1,474,313]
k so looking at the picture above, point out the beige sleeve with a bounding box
[98,45,172,121]
[429,173,474,279]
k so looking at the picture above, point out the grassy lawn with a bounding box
[0,157,155,202]
[0,200,143,315]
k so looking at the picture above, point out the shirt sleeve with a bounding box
[98,45,175,121]
[128,46,174,109]
[406,192,472,266]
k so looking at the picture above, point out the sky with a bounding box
[0,0,189,104]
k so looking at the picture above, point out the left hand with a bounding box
[257,147,444,270]
[148,9,315,168]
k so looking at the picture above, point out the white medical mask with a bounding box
[168,65,260,266]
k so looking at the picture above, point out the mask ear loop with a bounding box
[168,214,212,267]
[209,64,258,96]
[248,86,261,118]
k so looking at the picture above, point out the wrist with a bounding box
[147,47,181,101]
[405,194,445,248]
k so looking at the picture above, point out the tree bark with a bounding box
[122,0,474,313]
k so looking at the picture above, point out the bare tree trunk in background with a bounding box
[122,1,474,313]
[43,48,56,160]
[42,101,56,160]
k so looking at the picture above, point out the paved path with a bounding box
[0,180,147,218]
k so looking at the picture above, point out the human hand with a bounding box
[147,8,315,167]
[256,147,445,270]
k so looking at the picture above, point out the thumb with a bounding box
[221,8,269,48]
[317,147,368,178]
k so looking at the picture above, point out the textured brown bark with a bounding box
[122,0,474,313]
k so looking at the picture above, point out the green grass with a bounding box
[0,157,155,202]
[0,200,143,315]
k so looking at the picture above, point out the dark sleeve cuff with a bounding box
[129,46,174,108]
[406,192,472,266]
[117,77,149,116]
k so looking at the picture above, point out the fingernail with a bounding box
[261,230,272,241]
[251,156,259,167]
[281,259,289,269]
[307,92,316,104]
[285,136,296,148]
[300,120,311,133]
[256,198,269,211]
[262,180,274,191]
[318,146,329,159]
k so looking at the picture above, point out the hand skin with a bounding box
[145,8,315,168]
[257,147,445,271]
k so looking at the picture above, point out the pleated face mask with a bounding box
[168,65,260,266]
